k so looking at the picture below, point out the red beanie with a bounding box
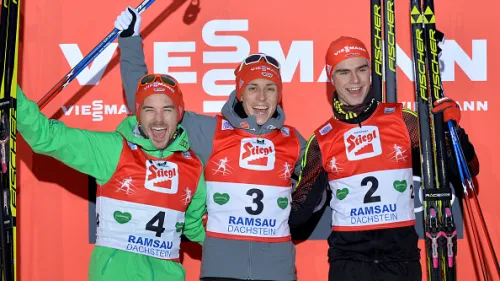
[234,56,282,102]
[135,74,185,122]
[325,36,370,83]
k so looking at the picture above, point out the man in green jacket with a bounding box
[18,74,206,281]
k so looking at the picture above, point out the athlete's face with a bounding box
[332,57,371,106]
[139,94,179,149]
[241,78,279,125]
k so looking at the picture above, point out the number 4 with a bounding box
[146,211,166,237]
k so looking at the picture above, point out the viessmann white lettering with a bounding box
[60,19,488,114]
[61,100,130,122]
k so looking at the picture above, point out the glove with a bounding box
[432,97,461,124]
[114,7,141,38]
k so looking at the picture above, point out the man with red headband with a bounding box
[114,7,307,281]
[289,36,479,281]
[17,74,206,281]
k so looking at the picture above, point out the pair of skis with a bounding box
[410,0,456,280]
[370,0,398,103]
[370,0,459,278]
[0,0,20,280]
[410,0,500,280]
[369,0,496,279]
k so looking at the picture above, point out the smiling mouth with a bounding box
[253,106,269,115]
[347,87,362,95]
[150,127,167,140]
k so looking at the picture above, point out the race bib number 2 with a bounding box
[330,169,415,228]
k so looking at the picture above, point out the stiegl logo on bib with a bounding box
[344,126,382,161]
[239,138,276,171]
[144,161,179,194]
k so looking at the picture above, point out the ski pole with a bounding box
[447,123,488,280]
[37,0,155,110]
[449,122,500,279]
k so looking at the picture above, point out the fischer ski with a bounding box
[0,0,20,280]
[420,0,457,280]
[383,0,397,102]
[409,0,450,280]
[370,0,384,102]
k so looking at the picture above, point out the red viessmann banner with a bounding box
[18,0,499,280]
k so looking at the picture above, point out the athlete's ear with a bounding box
[330,74,335,86]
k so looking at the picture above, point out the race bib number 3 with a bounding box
[206,181,291,239]
[96,197,184,259]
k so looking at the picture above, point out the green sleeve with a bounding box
[17,86,123,184]
[183,172,207,245]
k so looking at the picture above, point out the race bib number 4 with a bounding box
[96,197,184,259]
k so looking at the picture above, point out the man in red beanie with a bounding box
[134,74,186,149]
[18,74,207,281]
[115,9,307,281]
[290,36,480,281]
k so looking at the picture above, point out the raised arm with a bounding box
[115,6,148,112]
[17,86,122,184]
[115,8,217,163]
[119,35,148,112]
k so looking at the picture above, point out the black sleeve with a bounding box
[289,135,329,227]
[401,110,424,177]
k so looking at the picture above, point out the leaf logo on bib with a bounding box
[393,180,407,193]
[336,188,349,200]
[213,193,230,205]
[175,222,185,232]
[277,197,289,209]
[113,211,132,224]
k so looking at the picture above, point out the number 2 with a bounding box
[362,176,381,204]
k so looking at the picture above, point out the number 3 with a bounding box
[246,188,264,215]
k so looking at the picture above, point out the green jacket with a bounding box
[17,86,206,244]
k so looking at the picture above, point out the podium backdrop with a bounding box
[19,0,499,280]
